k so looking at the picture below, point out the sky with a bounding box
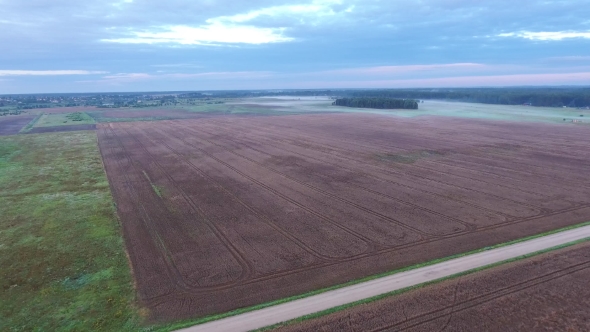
[1,0,590,93]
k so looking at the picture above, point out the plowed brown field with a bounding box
[0,115,35,135]
[276,240,590,332]
[96,113,590,322]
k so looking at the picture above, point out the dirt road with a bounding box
[180,225,590,332]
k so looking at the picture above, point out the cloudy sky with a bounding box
[1,0,590,93]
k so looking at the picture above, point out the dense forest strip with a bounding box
[333,98,419,110]
[343,88,590,108]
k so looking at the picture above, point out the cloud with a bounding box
[101,0,350,45]
[102,73,152,80]
[498,30,590,41]
[79,71,273,84]
[151,63,203,68]
[0,70,107,76]
[102,24,292,45]
[213,0,346,24]
[324,63,487,75]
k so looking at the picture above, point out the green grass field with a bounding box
[0,132,138,331]
[34,112,95,127]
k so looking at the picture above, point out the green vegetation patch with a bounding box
[0,132,138,331]
[142,171,163,198]
[34,112,95,127]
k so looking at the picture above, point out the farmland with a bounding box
[274,240,590,332]
[97,110,590,322]
[33,112,95,127]
[0,115,36,135]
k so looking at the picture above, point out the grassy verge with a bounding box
[0,132,138,331]
[255,236,590,331]
[157,219,590,332]
[33,112,95,127]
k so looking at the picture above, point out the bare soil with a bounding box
[96,113,590,322]
[276,240,590,332]
[26,124,96,134]
[0,115,35,135]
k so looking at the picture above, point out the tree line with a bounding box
[333,97,419,109]
[343,88,590,108]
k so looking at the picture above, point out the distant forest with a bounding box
[342,88,590,108]
[333,97,419,109]
[240,87,590,108]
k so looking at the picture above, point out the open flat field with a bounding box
[0,115,36,135]
[33,112,95,127]
[97,112,590,322]
[275,240,590,332]
[0,132,136,331]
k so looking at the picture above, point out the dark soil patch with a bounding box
[26,124,96,134]
[0,116,36,135]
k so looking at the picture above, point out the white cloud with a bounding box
[324,63,487,75]
[79,71,273,84]
[102,24,292,45]
[213,0,345,24]
[101,0,350,45]
[0,70,107,76]
[498,30,590,40]
[102,73,151,80]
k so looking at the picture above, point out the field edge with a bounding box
[152,220,590,332]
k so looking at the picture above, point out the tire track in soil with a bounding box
[242,121,590,202]
[181,121,501,227]
[99,126,187,296]
[155,121,590,260]
[271,114,590,170]
[227,116,590,192]
[189,119,536,220]
[208,118,573,211]
[258,117,590,190]
[124,126,339,263]
[335,117,590,165]
[145,129,369,259]
[98,128,178,301]
[104,124,252,292]
[97,119,590,319]
[370,259,590,332]
[151,126,380,249]
[142,203,590,311]
[169,122,473,236]
[116,127,257,289]
[179,119,590,234]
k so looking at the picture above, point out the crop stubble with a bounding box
[96,113,590,322]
